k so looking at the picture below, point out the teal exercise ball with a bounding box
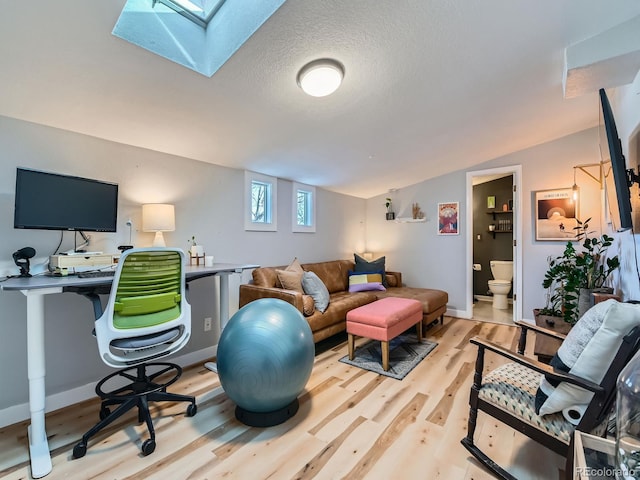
[217,298,314,424]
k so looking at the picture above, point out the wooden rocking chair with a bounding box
[461,316,640,480]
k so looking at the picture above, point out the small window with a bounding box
[292,182,316,233]
[245,171,277,231]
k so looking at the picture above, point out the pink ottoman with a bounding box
[346,297,423,371]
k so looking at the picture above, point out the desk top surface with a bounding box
[0,263,259,291]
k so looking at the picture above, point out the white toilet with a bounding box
[488,260,513,310]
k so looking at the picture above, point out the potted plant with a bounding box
[188,236,204,257]
[540,218,619,325]
[385,198,395,220]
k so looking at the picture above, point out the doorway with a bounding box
[465,165,522,324]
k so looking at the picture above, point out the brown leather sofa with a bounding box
[239,259,448,343]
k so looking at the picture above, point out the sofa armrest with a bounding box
[385,270,402,288]
[239,284,304,313]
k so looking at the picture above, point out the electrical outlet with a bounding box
[204,317,212,331]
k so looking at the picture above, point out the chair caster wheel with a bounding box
[141,439,156,456]
[186,403,197,417]
[73,442,87,459]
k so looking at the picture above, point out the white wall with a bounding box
[0,115,365,423]
[365,126,607,320]
[609,76,640,301]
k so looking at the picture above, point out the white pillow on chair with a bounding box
[536,300,640,416]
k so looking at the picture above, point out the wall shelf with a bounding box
[486,210,513,219]
[488,229,513,239]
[395,217,427,223]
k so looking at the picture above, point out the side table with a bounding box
[573,431,616,480]
[533,315,572,364]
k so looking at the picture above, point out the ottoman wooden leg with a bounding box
[382,341,389,371]
[416,321,422,342]
[348,333,355,360]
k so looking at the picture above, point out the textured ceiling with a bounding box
[1,1,640,199]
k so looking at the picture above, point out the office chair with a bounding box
[72,248,197,459]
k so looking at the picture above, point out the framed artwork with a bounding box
[487,196,496,209]
[438,202,459,235]
[534,187,578,241]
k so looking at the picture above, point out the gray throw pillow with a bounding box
[301,271,330,313]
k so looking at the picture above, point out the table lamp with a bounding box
[142,203,175,247]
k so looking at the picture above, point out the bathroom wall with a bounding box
[472,176,514,297]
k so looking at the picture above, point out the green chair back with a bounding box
[113,250,183,329]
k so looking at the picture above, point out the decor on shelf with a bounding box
[412,202,425,220]
[541,218,620,324]
[534,188,577,241]
[385,197,395,220]
[437,202,459,235]
[187,236,205,264]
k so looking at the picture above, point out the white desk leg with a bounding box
[219,273,230,331]
[204,273,231,375]
[24,289,54,478]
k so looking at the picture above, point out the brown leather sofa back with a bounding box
[302,260,353,293]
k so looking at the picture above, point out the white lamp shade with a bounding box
[142,204,175,233]
[297,59,344,97]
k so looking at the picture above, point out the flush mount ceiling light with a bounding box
[297,59,345,97]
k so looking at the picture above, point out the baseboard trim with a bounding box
[446,308,468,319]
[0,345,218,429]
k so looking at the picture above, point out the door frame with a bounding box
[465,165,523,322]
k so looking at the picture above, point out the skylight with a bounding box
[152,0,225,28]
[113,0,287,77]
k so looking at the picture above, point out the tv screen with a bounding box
[14,168,118,232]
[600,88,633,232]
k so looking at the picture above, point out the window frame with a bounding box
[244,171,278,232]
[292,182,316,233]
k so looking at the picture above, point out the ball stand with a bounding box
[235,398,299,427]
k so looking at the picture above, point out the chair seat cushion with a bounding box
[479,362,574,444]
[111,327,181,351]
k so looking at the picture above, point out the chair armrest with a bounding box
[515,320,568,341]
[238,284,304,313]
[385,270,402,287]
[471,336,604,394]
[515,319,568,355]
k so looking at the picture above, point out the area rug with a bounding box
[339,333,438,380]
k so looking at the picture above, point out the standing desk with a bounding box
[0,262,257,478]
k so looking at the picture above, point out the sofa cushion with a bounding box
[378,287,448,315]
[305,291,376,333]
[303,260,352,293]
[252,267,280,288]
[348,271,386,292]
[302,271,330,313]
[354,254,387,286]
[276,269,304,293]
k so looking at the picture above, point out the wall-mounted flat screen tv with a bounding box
[14,168,118,232]
[600,88,633,232]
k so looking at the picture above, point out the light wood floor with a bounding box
[0,318,565,480]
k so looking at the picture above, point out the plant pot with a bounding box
[386,212,395,221]
[533,308,563,327]
[190,245,204,257]
[577,287,614,320]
